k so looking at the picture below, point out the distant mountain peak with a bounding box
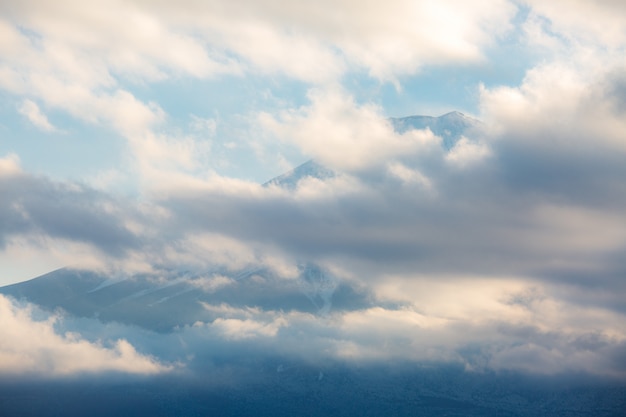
[263,160,335,190]
[390,111,481,149]
[441,110,464,116]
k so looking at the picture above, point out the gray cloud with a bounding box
[0,169,141,256]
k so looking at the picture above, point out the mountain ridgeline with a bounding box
[0,264,374,332]
[390,111,481,150]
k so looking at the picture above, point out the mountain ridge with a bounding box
[0,264,374,332]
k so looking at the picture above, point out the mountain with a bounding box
[390,111,481,150]
[265,111,481,189]
[0,264,373,332]
[263,159,335,190]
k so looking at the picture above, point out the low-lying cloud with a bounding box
[0,294,170,376]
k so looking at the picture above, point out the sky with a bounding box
[1,0,626,383]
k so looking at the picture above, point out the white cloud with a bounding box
[190,115,217,136]
[480,60,626,154]
[202,18,344,83]
[523,0,626,48]
[445,137,492,167]
[0,1,236,81]
[189,274,235,293]
[0,295,170,376]
[167,0,515,82]
[259,88,441,171]
[0,0,517,98]
[17,99,60,132]
[0,7,207,189]
[0,153,21,176]
[209,317,286,340]
[387,162,432,189]
[180,280,626,377]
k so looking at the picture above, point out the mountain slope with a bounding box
[263,160,335,190]
[390,111,481,150]
[0,265,373,332]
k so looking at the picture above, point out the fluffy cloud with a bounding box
[0,0,516,107]
[0,153,20,176]
[523,0,626,48]
[139,286,626,377]
[0,295,169,376]
[3,273,624,379]
[164,0,516,82]
[0,1,234,82]
[259,88,442,171]
[17,99,60,132]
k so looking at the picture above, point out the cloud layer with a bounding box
[0,295,170,376]
[1,0,626,382]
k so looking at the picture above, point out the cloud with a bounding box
[3,272,624,379]
[109,0,514,83]
[0,10,200,189]
[0,162,292,276]
[0,153,21,176]
[523,0,626,48]
[164,286,626,377]
[0,1,236,82]
[0,17,164,130]
[445,137,492,167]
[17,99,60,132]
[0,163,141,257]
[479,64,626,210]
[188,274,235,293]
[259,88,442,171]
[0,0,516,96]
[209,317,286,340]
[0,294,170,376]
